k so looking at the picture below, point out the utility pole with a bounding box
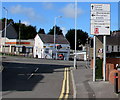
[19,20,21,45]
[74,0,77,69]
[103,35,106,81]
[93,36,96,81]
[54,16,62,60]
[3,7,8,55]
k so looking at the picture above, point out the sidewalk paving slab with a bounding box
[72,66,120,99]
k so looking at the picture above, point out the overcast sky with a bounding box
[1,1,119,36]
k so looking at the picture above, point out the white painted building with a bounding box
[34,34,70,60]
[0,21,34,55]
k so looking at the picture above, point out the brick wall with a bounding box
[106,58,120,64]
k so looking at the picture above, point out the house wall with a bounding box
[107,45,120,53]
[43,43,70,60]
[0,37,34,56]
[34,34,70,60]
[34,34,44,58]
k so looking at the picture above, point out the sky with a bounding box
[1,1,119,36]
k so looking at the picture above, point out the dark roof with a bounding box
[106,37,120,45]
[38,34,69,44]
[0,21,18,39]
[97,36,120,45]
[0,21,12,30]
[112,31,120,37]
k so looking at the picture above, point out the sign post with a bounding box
[103,35,106,81]
[93,35,96,81]
[91,4,110,81]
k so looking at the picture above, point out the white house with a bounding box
[34,34,70,60]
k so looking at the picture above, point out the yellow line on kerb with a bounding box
[58,67,69,100]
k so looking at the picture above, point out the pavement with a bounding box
[71,62,120,99]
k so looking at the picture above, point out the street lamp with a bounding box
[54,16,62,59]
[3,7,8,55]
[74,0,77,68]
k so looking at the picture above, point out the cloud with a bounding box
[42,3,53,10]
[22,21,30,26]
[61,27,67,36]
[10,5,41,21]
[61,3,83,18]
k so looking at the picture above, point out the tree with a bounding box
[1,18,37,39]
[1,18,14,24]
[13,22,37,39]
[65,29,88,50]
[38,28,45,34]
[48,25,63,35]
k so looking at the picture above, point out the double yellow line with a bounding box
[59,67,69,100]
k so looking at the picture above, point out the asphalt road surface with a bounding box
[2,56,76,99]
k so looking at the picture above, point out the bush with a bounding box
[96,58,103,79]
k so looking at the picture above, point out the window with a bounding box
[19,47,22,52]
[16,47,19,52]
[30,48,33,53]
[26,48,29,53]
[45,48,49,53]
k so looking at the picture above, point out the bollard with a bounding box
[114,73,118,93]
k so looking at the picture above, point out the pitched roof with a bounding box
[106,37,120,45]
[0,20,12,31]
[112,31,120,37]
[97,36,120,45]
[0,21,18,39]
[38,34,69,44]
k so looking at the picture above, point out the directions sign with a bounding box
[91,4,110,35]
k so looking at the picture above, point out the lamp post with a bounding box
[74,0,77,68]
[54,16,62,59]
[3,7,8,55]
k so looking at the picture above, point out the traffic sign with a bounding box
[91,12,110,20]
[90,4,110,35]
[91,24,110,35]
[91,4,110,12]
[91,20,110,24]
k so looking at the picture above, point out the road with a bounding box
[2,56,76,99]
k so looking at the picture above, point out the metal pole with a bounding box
[93,35,96,81]
[103,35,106,81]
[54,17,56,59]
[87,38,90,67]
[74,0,77,68]
[3,7,8,55]
[19,20,21,45]
[86,38,88,68]
[54,16,62,60]
[114,73,118,93]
